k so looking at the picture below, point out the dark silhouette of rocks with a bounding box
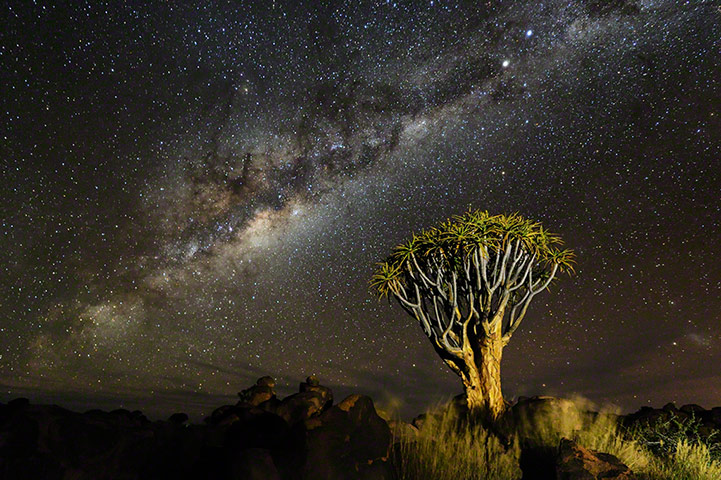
[0,376,392,480]
[556,438,637,480]
[303,394,392,479]
[168,412,189,425]
[623,402,721,432]
[3,386,720,480]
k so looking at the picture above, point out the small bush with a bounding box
[631,413,721,460]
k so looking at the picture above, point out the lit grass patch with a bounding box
[392,404,521,480]
[643,440,721,480]
[393,397,721,479]
[511,396,651,472]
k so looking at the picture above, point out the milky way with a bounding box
[2,1,720,419]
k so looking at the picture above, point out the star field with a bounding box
[1,1,720,419]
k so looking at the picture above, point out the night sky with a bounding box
[2,1,720,421]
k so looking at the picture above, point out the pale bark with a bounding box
[464,326,506,420]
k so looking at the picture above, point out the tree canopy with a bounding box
[371,209,575,357]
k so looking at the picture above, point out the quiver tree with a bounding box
[371,210,575,420]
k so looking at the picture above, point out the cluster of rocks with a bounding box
[3,385,720,480]
[622,401,721,433]
[0,376,391,480]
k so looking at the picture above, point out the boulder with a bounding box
[257,396,282,414]
[6,398,30,410]
[230,448,282,480]
[556,438,637,480]
[711,407,721,428]
[299,376,333,409]
[276,391,329,425]
[225,409,291,451]
[302,394,392,479]
[679,403,705,416]
[238,376,277,407]
[257,376,276,388]
[207,404,237,425]
[168,412,189,425]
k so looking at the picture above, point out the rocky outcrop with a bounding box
[556,438,637,480]
[5,386,718,480]
[300,375,333,407]
[0,376,392,480]
[303,394,392,480]
[623,402,721,430]
[238,375,277,407]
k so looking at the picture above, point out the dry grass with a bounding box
[392,397,721,480]
[648,439,721,480]
[391,404,522,480]
[511,396,650,471]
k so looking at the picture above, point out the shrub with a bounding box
[631,413,721,460]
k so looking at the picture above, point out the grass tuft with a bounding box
[391,404,522,480]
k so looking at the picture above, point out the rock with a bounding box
[168,412,189,425]
[258,396,282,414]
[276,391,329,425]
[711,407,721,427]
[303,394,392,480]
[7,398,30,409]
[0,409,40,455]
[257,375,276,388]
[131,410,150,424]
[238,377,277,406]
[207,404,236,425]
[299,376,333,410]
[225,409,291,450]
[231,448,281,480]
[680,403,705,415]
[556,438,637,480]
[622,406,671,428]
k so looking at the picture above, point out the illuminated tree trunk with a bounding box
[458,327,506,421]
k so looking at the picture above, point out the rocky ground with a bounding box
[1,377,719,479]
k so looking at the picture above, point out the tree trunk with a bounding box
[462,330,506,421]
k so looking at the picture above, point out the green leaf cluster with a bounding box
[371,210,575,297]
